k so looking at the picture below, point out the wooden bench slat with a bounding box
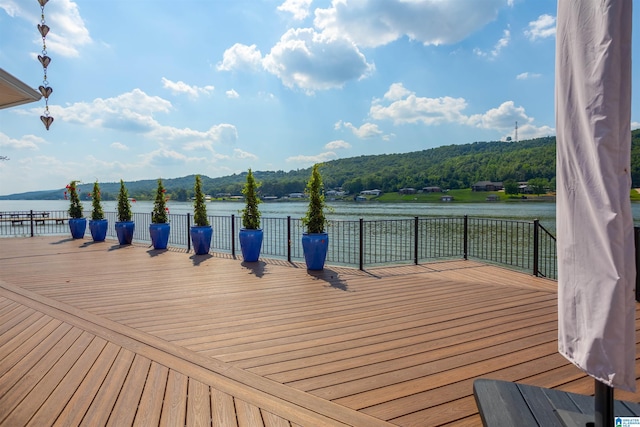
[473,379,540,427]
[474,379,640,427]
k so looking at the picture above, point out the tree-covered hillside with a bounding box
[3,130,640,200]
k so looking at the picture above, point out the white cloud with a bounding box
[335,121,383,138]
[467,101,555,139]
[0,132,45,150]
[370,83,468,125]
[314,0,507,48]
[233,148,258,160]
[263,27,374,93]
[516,72,542,80]
[384,83,412,101]
[44,89,237,149]
[217,43,263,71]
[631,122,640,130]
[226,89,240,99]
[467,101,528,129]
[0,0,93,57]
[110,142,129,150]
[286,151,337,164]
[161,78,214,99]
[161,124,238,151]
[370,83,553,138]
[474,28,510,59]
[525,14,556,41]
[277,0,313,20]
[325,140,351,150]
[46,0,92,57]
[47,89,170,130]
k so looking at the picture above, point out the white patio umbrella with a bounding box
[556,0,635,426]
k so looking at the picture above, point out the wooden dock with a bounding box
[0,236,638,426]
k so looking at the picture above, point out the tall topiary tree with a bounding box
[117,179,132,222]
[90,181,104,220]
[152,178,168,224]
[193,174,209,226]
[67,180,83,219]
[302,164,327,233]
[241,169,261,229]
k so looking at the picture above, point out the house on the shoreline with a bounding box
[423,186,442,193]
[399,188,416,194]
[472,181,504,191]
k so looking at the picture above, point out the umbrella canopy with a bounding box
[556,0,635,392]
[0,68,41,110]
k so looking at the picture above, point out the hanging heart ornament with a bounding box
[38,55,51,68]
[38,0,49,6]
[38,85,53,98]
[37,24,50,38]
[40,116,54,130]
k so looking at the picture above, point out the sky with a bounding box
[1,0,639,195]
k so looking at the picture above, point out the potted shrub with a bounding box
[66,180,86,239]
[190,174,212,255]
[115,179,135,245]
[239,169,263,262]
[301,164,329,270]
[149,178,170,250]
[88,181,108,242]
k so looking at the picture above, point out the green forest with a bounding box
[4,129,640,201]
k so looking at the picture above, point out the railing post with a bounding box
[463,215,468,260]
[231,214,236,257]
[30,210,34,237]
[359,218,364,271]
[414,216,419,265]
[287,216,291,263]
[533,219,540,277]
[187,213,191,252]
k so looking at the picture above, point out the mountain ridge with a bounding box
[3,130,640,200]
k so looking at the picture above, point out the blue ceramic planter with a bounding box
[115,221,135,245]
[239,228,263,262]
[68,218,87,239]
[191,225,212,255]
[89,219,108,242]
[302,232,329,270]
[149,223,170,249]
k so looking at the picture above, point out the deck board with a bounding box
[0,236,638,426]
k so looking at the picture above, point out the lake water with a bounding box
[4,199,640,230]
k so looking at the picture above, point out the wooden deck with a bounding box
[0,236,638,426]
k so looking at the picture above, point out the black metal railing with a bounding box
[0,210,558,278]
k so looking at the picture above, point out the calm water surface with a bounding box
[4,199,639,228]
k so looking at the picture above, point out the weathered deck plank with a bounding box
[0,236,638,426]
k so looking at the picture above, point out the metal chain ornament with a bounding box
[37,0,53,130]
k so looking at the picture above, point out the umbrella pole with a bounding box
[594,379,613,427]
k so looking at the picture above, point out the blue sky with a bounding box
[1,0,638,195]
